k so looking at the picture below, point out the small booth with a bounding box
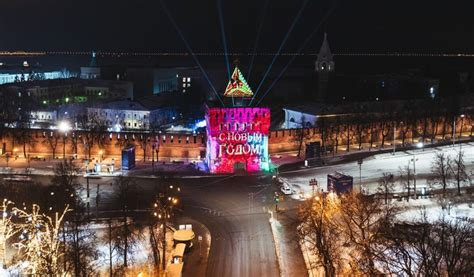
[173,229,195,248]
[121,146,136,170]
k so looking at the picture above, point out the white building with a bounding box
[30,110,58,127]
[0,71,63,85]
[283,107,318,129]
[87,100,150,131]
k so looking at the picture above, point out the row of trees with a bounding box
[0,161,177,275]
[294,99,473,157]
[4,125,159,162]
[377,149,471,207]
[298,192,474,276]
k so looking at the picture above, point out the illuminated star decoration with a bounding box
[223,67,253,97]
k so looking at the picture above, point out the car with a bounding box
[280,185,293,195]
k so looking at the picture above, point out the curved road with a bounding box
[26,174,281,277]
[180,176,280,277]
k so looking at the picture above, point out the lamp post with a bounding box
[58,120,71,160]
[393,123,396,155]
[152,144,155,171]
[410,142,423,199]
[357,159,363,193]
[153,184,180,270]
[459,114,465,146]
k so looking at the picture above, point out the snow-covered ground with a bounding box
[281,142,474,198]
[396,198,474,222]
[1,222,176,276]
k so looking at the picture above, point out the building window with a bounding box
[187,77,191,82]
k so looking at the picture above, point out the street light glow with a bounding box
[58,121,71,132]
[416,142,424,148]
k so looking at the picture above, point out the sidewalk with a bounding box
[268,200,308,277]
[174,216,211,277]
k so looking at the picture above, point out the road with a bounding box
[281,142,474,195]
[24,174,282,277]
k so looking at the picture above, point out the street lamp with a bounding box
[153,184,181,271]
[58,121,71,159]
[357,159,363,193]
[410,142,423,200]
[452,114,465,147]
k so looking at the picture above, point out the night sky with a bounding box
[1,0,473,53]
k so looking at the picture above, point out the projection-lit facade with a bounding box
[205,107,270,173]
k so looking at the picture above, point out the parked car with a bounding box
[280,185,294,195]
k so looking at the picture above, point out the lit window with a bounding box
[182,77,186,82]
[182,83,186,87]
[187,83,191,87]
[187,77,191,82]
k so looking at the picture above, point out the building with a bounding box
[126,67,201,98]
[80,52,101,80]
[283,105,322,129]
[0,78,133,106]
[87,99,177,131]
[206,66,271,173]
[29,110,58,128]
[314,33,335,102]
[87,100,151,131]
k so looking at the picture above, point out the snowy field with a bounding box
[281,142,474,198]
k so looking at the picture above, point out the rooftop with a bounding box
[94,99,148,111]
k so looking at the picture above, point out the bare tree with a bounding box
[380,120,391,149]
[384,212,474,276]
[399,164,412,202]
[377,172,395,204]
[13,204,70,275]
[430,151,452,198]
[138,133,149,162]
[62,221,101,276]
[291,115,312,158]
[450,150,468,195]
[438,217,474,276]
[51,159,80,189]
[337,192,399,275]
[14,128,35,158]
[0,199,18,267]
[44,131,60,159]
[298,194,342,276]
[111,176,140,269]
[382,222,420,276]
[399,121,410,147]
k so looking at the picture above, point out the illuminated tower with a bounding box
[205,65,270,173]
[315,33,334,101]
